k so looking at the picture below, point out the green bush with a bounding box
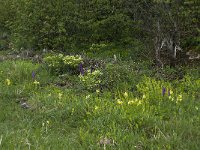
[63,55,83,68]
[43,54,83,75]
[4,0,138,51]
[88,43,107,54]
[101,61,150,91]
[79,69,103,91]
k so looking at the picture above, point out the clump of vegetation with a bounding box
[43,54,83,74]
[63,55,83,68]
[79,69,103,91]
[43,54,64,72]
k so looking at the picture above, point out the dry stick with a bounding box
[155,20,164,69]
[0,135,3,147]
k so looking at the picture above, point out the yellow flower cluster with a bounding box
[63,55,83,67]
[94,105,99,110]
[33,80,40,85]
[177,94,183,103]
[116,91,143,106]
[124,92,128,98]
[42,120,50,127]
[58,93,63,100]
[5,79,11,86]
[117,99,123,105]
[128,99,142,106]
[116,98,143,106]
[168,91,183,103]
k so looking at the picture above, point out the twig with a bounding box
[0,135,3,147]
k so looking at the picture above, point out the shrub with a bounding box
[63,55,83,68]
[101,62,144,91]
[43,54,83,75]
[43,54,64,74]
[79,69,103,91]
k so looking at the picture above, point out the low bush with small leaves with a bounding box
[79,69,103,91]
[43,54,83,75]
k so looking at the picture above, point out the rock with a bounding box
[20,102,30,109]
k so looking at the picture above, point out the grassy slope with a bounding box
[0,54,200,149]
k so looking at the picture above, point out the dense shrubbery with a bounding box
[2,0,135,50]
[1,0,199,67]
[43,54,83,74]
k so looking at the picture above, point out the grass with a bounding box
[0,53,200,149]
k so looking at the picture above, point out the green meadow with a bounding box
[0,51,199,149]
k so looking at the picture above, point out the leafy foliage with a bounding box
[43,54,83,75]
[79,69,103,91]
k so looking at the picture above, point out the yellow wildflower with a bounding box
[86,95,90,99]
[5,79,11,86]
[169,96,174,101]
[128,99,142,106]
[177,94,182,102]
[137,100,142,106]
[94,105,99,110]
[170,90,173,95]
[128,100,135,105]
[71,108,75,114]
[58,93,63,100]
[33,80,40,85]
[124,92,128,98]
[117,99,123,105]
